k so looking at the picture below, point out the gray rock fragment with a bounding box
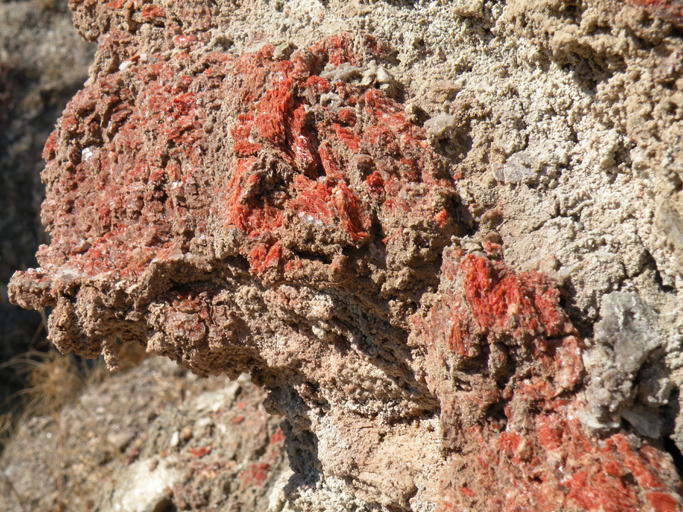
[107,429,135,451]
[274,41,297,60]
[638,363,673,407]
[320,62,361,83]
[376,66,401,96]
[497,152,539,185]
[424,114,457,141]
[360,64,377,88]
[621,405,662,439]
[580,292,663,432]
[98,457,187,512]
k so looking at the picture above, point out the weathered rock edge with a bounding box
[8,1,683,511]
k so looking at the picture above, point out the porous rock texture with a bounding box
[9,0,683,510]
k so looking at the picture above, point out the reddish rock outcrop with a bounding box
[8,1,683,510]
[420,249,682,511]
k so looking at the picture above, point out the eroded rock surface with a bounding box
[9,0,683,510]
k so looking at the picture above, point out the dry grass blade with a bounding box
[26,352,83,417]
[0,340,146,454]
[0,350,83,418]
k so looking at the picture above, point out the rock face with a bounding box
[9,0,683,510]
